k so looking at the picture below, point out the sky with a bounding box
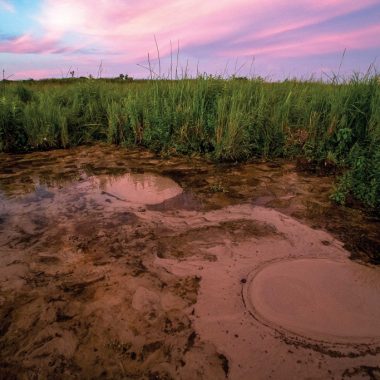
[0,0,379,80]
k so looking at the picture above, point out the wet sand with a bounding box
[0,144,379,379]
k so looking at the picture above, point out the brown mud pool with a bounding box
[0,144,379,380]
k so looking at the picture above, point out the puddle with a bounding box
[244,258,380,344]
[98,173,183,205]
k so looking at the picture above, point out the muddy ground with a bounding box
[0,144,379,380]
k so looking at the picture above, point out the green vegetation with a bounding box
[0,76,379,209]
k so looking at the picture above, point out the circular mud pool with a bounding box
[244,258,380,345]
[100,173,183,205]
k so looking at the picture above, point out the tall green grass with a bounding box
[0,76,379,208]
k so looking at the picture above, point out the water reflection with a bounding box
[0,162,183,206]
[98,173,183,205]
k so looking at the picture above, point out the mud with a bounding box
[245,258,380,342]
[0,144,379,379]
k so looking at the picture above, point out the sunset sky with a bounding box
[0,0,379,80]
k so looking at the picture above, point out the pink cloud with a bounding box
[235,0,379,44]
[220,24,380,58]
[33,0,379,64]
[2,0,379,78]
[37,0,255,56]
[0,34,82,54]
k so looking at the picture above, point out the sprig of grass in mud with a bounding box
[0,73,379,209]
[209,181,229,193]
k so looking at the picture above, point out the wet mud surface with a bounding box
[0,144,379,379]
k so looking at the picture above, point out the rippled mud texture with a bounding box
[0,144,379,380]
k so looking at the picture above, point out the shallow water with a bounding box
[1,144,378,261]
[0,144,379,379]
[99,172,183,204]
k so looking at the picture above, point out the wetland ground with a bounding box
[0,144,379,379]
